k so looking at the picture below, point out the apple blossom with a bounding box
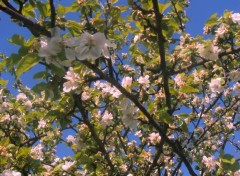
[38,27,63,67]
[62,161,75,171]
[198,42,220,61]
[0,170,21,176]
[209,78,224,93]
[137,75,150,89]
[38,119,47,129]
[66,135,76,144]
[202,156,216,171]
[101,111,113,126]
[121,76,133,88]
[231,13,240,24]
[30,143,44,161]
[66,32,115,60]
[229,70,240,82]
[63,67,81,92]
[148,132,161,145]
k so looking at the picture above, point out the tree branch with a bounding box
[73,94,116,173]
[0,4,51,37]
[49,0,56,28]
[81,60,197,176]
[152,0,171,113]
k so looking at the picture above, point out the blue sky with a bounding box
[0,0,240,169]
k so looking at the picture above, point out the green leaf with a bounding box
[142,1,153,11]
[8,34,25,46]
[156,109,174,124]
[22,4,36,18]
[15,53,40,78]
[33,71,48,80]
[0,138,10,146]
[110,7,121,20]
[158,3,171,14]
[136,21,144,31]
[175,3,183,11]
[220,154,240,172]
[205,13,218,27]
[32,82,47,94]
[0,79,8,86]
[57,4,72,15]
[17,147,31,159]
[180,85,199,93]
[36,1,50,19]
[65,20,83,36]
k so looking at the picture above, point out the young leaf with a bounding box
[8,34,25,46]
[15,53,41,78]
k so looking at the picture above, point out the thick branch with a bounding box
[152,0,171,112]
[73,94,116,173]
[49,0,56,28]
[0,4,51,37]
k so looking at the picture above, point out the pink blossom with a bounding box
[0,170,21,176]
[137,75,150,89]
[101,111,113,127]
[121,76,132,88]
[198,43,219,61]
[231,13,240,24]
[229,70,240,82]
[31,144,44,161]
[62,161,75,171]
[202,156,216,171]
[63,67,80,92]
[66,135,76,143]
[233,82,240,92]
[209,78,224,93]
[148,132,161,145]
[16,93,27,101]
[38,119,47,129]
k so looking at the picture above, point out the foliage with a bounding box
[0,0,239,175]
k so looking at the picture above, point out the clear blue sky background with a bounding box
[0,0,240,169]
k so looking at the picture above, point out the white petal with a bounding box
[65,48,76,60]
[93,32,106,46]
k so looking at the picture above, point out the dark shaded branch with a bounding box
[0,4,51,37]
[152,0,171,113]
[171,0,185,32]
[73,94,116,173]
[145,145,162,176]
[49,0,56,28]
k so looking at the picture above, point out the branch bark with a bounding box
[0,4,51,37]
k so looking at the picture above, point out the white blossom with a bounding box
[38,27,62,67]
[137,75,150,89]
[66,32,115,60]
[66,135,76,143]
[209,78,224,93]
[0,170,21,176]
[16,93,27,101]
[148,132,161,145]
[62,161,75,171]
[63,67,80,92]
[231,13,240,25]
[202,156,216,171]
[198,43,220,61]
[229,70,240,82]
[38,119,47,129]
[101,111,113,127]
[233,82,240,93]
[121,76,132,88]
[30,144,44,161]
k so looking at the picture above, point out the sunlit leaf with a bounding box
[16,53,41,78]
